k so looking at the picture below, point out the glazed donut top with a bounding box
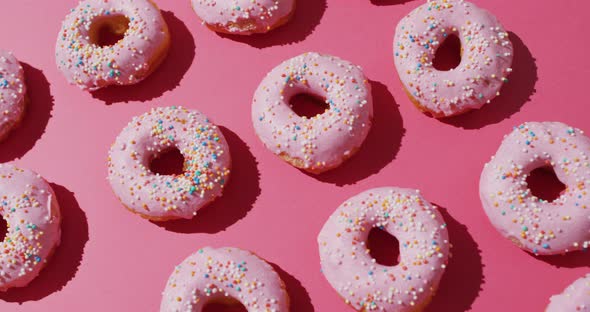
[108,106,231,220]
[191,0,295,34]
[252,52,373,172]
[480,122,590,255]
[160,247,288,311]
[318,187,449,311]
[0,50,26,138]
[0,164,61,290]
[56,0,169,91]
[394,0,513,117]
[547,274,590,311]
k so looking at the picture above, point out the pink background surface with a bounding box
[0,0,588,310]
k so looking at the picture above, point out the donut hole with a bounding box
[367,227,400,266]
[289,93,329,118]
[433,33,462,71]
[526,166,566,202]
[149,147,185,176]
[89,15,130,47]
[0,216,6,242]
[202,297,248,312]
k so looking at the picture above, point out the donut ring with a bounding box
[393,0,513,117]
[0,50,26,141]
[546,274,590,311]
[480,122,590,255]
[160,247,289,311]
[318,187,450,311]
[56,0,170,91]
[191,0,295,35]
[107,106,231,221]
[252,52,373,174]
[0,164,61,291]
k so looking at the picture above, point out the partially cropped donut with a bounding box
[0,164,61,291]
[191,0,295,35]
[318,187,449,311]
[546,274,590,311]
[393,0,513,117]
[56,0,170,91]
[160,247,288,311]
[0,50,26,141]
[107,106,231,221]
[480,122,590,255]
[252,52,373,174]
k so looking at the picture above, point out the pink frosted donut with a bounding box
[318,187,450,311]
[191,0,295,35]
[0,164,61,291]
[160,247,289,311]
[107,106,231,221]
[546,274,590,311]
[0,50,26,141]
[252,52,373,174]
[393,0,513,117]
[56,0,170,91]
[480,122,590,255]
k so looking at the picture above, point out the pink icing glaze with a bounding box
[480,122,590,255]
[0,50,26,141]
[393,0,513,117]
[0,164,61,291]
[107,106,231,220]
[252,52,373,173]
[55,0,169,91]
[160,247,289,311]
[318,187,450,311]
[546,274,590,311]
[191,0,295,35]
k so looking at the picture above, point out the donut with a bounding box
[480,122,590,255]
[107,106,231,221]
[0,164,61,291]
[55,0,170,91]
[191,0,295,35]
[252,52,373,174]
[160,247,289,311]
[0,50,26,141]
[318,187,450,311]
[393,0,513,117]
[546,274,590,311]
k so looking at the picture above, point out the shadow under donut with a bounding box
[536,251,590,268]
[270,263,315,312]
[440,32,538,129]
[0,63,54,163]
[91,11,195,105]
[425,206,484,312]
[0,184,89,303]
[217,0,327,48]
[151,127,261,234]
[306,80,405,186]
